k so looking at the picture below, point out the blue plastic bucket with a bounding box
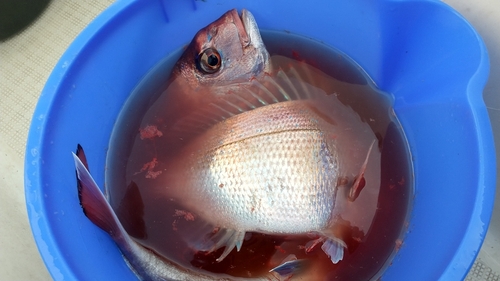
[25,0,495,280]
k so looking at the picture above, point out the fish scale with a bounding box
[172,101,340,234]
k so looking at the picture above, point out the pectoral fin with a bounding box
[348,140,376,201]
[304,235,347,264]
[321,237,347,264]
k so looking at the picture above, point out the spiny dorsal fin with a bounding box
[166,61,333,142]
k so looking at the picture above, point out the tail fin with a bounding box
[72,145,123,238]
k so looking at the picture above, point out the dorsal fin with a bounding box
[166,59,334,142]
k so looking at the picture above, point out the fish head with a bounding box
[172,9,270,90]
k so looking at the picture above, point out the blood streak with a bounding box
[274,245,286,254]
[172,209,195,231]
[174,209,196,221]
[139,125,163,140]
[398,177,405,186]
[135,158,163,179]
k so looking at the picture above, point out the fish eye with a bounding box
[197,48,221,74]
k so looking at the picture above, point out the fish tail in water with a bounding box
[72,145,223,281]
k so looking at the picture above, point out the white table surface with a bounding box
[0,0,498,280]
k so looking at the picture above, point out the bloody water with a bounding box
[105,31,413,280]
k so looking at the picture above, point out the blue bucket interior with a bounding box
[25,0,495,280]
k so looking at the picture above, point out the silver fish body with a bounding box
[175,100,342,233]
[167,85,377,263]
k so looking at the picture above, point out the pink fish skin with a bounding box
[163,9,271,130]
[172,9,270,89]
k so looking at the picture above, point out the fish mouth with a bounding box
[239,9,265,50]
[238,9,270,72]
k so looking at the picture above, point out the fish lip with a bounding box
[239,9,265,50]
[239,9,270,72]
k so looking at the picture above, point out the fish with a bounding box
[164,91,376,265]
[73,8,379,280]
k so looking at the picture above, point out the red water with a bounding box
[105,31,413,280]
